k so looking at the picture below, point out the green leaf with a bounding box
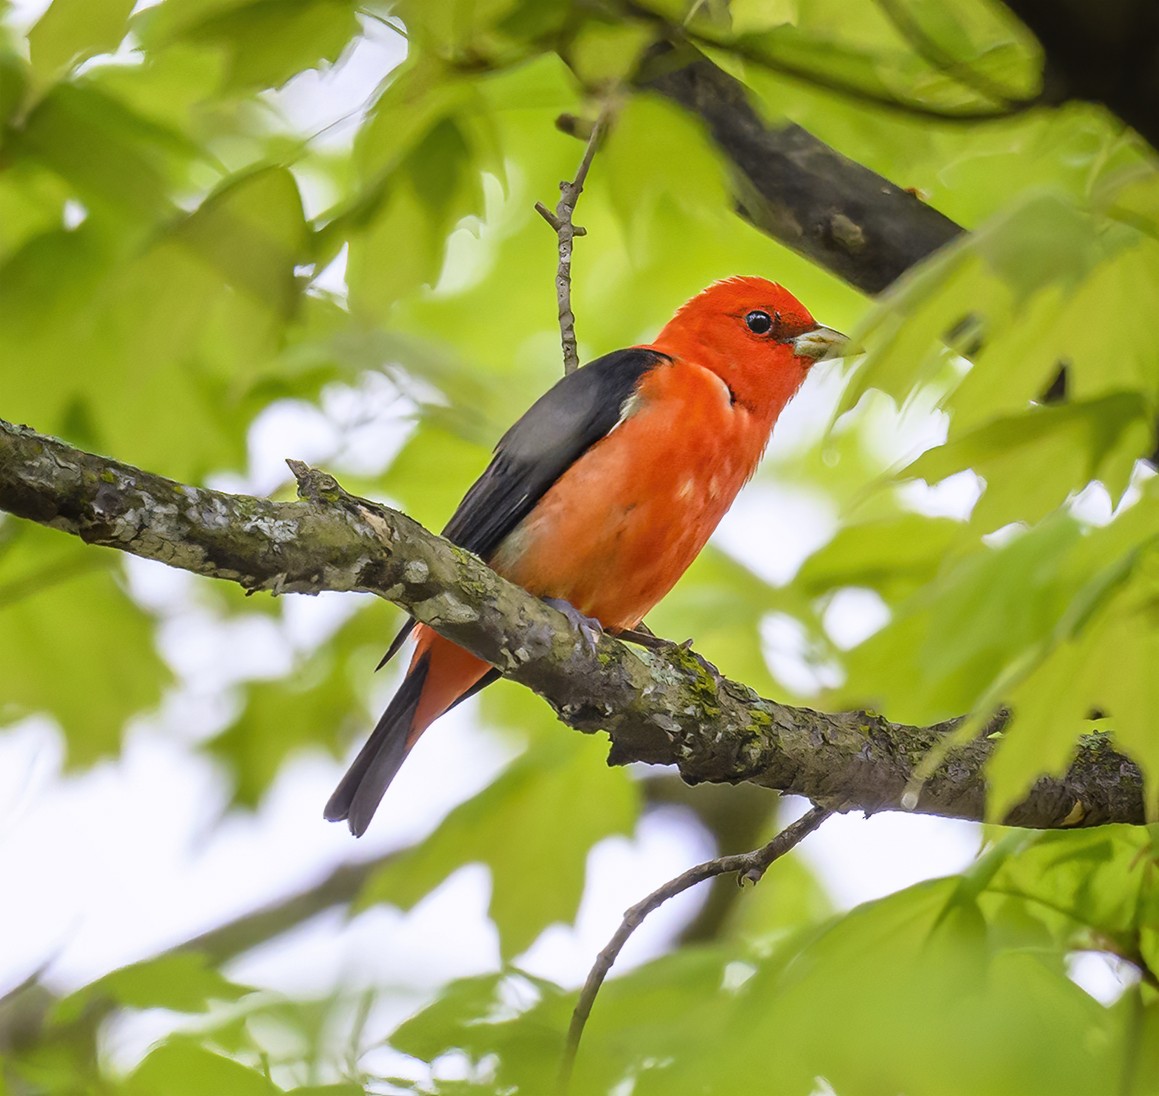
[0,522,168,764]
[285,1086,365,1096]
[797,512,968,600]
[137,165,309,381]
[842,511,1084,724]
[390,968,568,1093]
[566,21,653,88]
[566,945,740,1096]
[391,0,522,55]
[0,48,28,127]
[982,827,1159,951]
[904,393,1153,529]
[136,0,360,91]
[680,880,1108,1096]
[123,1042,277,1096]
[28,0,136,76]
[0,166,308,479]
[347,114,486,317]
[360,735,639,958]
[1111,990,1159,1096]
[12,80,194,224]
[975,486,1159,816]
[390,971,505,1062]
[54,953,252,1024]
[841,191,1154,437]
[604,94,730,256]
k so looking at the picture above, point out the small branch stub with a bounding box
[286,459,338,501]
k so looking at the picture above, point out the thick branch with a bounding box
[644,49,964,295]
[0,417,1145,829]
[644,0,1158,301]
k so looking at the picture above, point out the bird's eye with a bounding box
[745,310,774,335]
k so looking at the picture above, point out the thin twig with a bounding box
[535,107,612,375]
[557,804,832,1093]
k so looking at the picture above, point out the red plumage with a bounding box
[326,276,845,835]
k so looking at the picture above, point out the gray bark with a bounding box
[1,417,1143,829]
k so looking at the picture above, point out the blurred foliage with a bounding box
[0,0,1157,1091]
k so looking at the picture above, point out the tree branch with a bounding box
[642,0,1158,304]
[558,805,832,1094]
[642,47,965,295]
[0,417,1145,829]
[644,47,1159,464]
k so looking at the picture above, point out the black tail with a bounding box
[324,654,431,837]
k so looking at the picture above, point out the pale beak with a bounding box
[788,324,848,362]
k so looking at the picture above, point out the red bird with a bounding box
[326,276,845,835]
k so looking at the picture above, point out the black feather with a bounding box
[376,618,416,671]
[324,653,431,836]
[374,347,667,668]
[442,347,667,558]
[338,350,667,833]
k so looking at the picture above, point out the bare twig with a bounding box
[535,107,612,374]
[557,805,832,1092]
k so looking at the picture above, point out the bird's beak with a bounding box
[788,324,848,363]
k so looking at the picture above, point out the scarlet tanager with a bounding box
[326,276,846,835]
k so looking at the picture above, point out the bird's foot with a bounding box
[542,597,604,655]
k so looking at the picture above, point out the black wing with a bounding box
[443,347,667,556]
[378,347,667,667]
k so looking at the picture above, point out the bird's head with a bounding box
[651,276,847,418]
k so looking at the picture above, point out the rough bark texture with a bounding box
[1,417,1144,829]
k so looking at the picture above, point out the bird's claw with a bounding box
[617,623,693,652]
[543,597,604,655]
[622,627,718,680]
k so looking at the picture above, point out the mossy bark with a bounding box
[1,416,1145,828]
